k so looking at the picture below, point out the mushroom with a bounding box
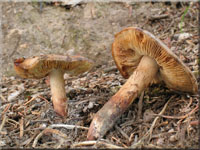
[87,27,198,140]
[14,54,93,117]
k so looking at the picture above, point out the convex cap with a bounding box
[14,54,93,79]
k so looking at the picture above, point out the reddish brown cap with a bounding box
[14,54,93,79]
[112,27,198,94]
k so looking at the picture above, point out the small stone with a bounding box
[143,109,155,122]
[40,123,47,128]
[169,135,177,142]
[88,101,94,109]
[157,138,164,145]
[168,128,174,133]
[8,91,21,101]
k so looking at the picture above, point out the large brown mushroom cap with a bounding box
[112,27,198,94]
[14,54,93,79]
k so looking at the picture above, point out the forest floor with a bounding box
[0,1,199,149]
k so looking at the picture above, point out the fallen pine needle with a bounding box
[38,95,50,103]
[49,124,89,130]
[72,140,123,148]
[2,103,11,114]
[155,104,198,119]
[24,96,37,106]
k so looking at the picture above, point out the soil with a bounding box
[0,1,199,149]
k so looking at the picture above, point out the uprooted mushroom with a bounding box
[87,27,198,140]
[14,54,93,117]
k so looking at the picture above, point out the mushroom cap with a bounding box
[112,27,198,94]
[14,54,93,79]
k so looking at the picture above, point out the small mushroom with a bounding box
[87,27,198,140]
[14,54,93,117]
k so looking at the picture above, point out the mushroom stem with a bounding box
[87,56,158,140]
[49,69,67,117]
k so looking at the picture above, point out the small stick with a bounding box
[115,125,129,141]
[7,118,20,125]
[19,118,24,138]
[24,96,37,106]
[137,91,144,120]
[72,140,123,148]
[96,141,123,149]
[21,131,39,146]
[32,130,45,147]
[72,140,97,147]
[18,111,24,117]
[49,124,89,130]
[38,95,50,103]
[32,128,67,147]
[2,103,11,114]
[147,97,172,143]
[149,14,169,21]
[111,136,128,148]
[0,115,7,132]
[190,120,199,126]
[132,96,173,147]
[0,94,7,102]
[155,104,198,119]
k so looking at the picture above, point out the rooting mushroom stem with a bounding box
[87,56,158,140]
[50,69,67,117]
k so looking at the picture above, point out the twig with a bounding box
[190,120,199,126]
[0,94,7,102]
[49,124,89,130]
[132,96,173,148]
[111,136,128,148]
[7,118,20,126]
[2,103,11,114]
[137,91,144,120]
[147,97,172,143]
[72,140,123,148]
[19,118,24,138]
[149,14,169,21]
[0,115,7,132]
[155,104,198,119]
[32,128,68,147]
[38,95,50,103]
[184,97,193,111]
[21,131,39,146]
[32,130,45,147]
[115,125,129,141]
[72,140,97,147]
[96,141,123,149]
[24,96,37,106]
